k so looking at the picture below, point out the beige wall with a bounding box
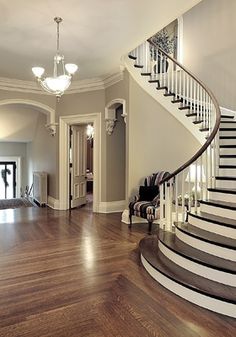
[0,142,27,191]
[105,106,126,201]
[183,0,236,110]
[27,113,57,198]
[128,76,200,198]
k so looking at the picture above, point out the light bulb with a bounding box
[32,67,45,78]
[65,63,78,75]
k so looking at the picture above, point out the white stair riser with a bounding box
[141,255,236,318]
[219,168,236,176]
[220,130,236,137]
[176,227,236,261]
[200,202,236,220]
[220,148,236,155]
[208,190,236,203]
[216,179,236,189]
[220,157,236,165]
[159,241,236,286]
[220,138,236,146]
[188,214,236,239]
[220,123,236,128]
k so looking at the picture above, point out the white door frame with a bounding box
[59,113,101,211]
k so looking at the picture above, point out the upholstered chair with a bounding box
[129,171,170,233]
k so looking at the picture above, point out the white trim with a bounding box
[200,202,236,220]
[99,200,126,213]
[141,254,236,318]
[176,227,236,262]
[0,71,123,95]
[159,241,236,287]
[47,196,60,210]
[59,113,101,212]
[0,156,21,198]
[188,213,236,239]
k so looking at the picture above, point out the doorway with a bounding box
[0,161,16,199]
[59,113,101,211]
[69,123,94,210]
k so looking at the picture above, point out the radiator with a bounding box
[33,172,47,206]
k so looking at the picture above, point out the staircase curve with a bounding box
[125,39,236,318]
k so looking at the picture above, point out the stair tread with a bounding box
[199,198,236,210]
[221,115,235,119]
[215,176,236,181]
[200,127,209,132]
[220,145,236,148]
[220,154,236,158]
[128,54,137,60]
[220,136,236,139]
[221,121,236,123]
[149,79,159,83]
[140,236,236,303]
[220,128,236,131]
[189,211,236,229]
[179,106,191,110]
[171,99,182,103]
[159,229,236,273]
[186,113,197,117]
[141,72,151,76]
[175,222,236,250]
[219,165,236,169]
[208,187,236,194]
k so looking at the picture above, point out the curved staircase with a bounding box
[126,40,236,317]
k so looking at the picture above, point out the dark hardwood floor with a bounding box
[0,204,235,337]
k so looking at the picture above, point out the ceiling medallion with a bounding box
[32,17,78,100]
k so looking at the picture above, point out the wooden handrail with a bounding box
[148,39,221,185]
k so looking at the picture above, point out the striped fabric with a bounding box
[129,171,169,221]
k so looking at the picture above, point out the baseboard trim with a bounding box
[98,200,126,213]
[47,196,61,210]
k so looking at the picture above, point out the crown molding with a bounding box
[0,71,124,96]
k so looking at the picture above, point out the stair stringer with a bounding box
[124,55,205,145]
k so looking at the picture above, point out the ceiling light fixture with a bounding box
[32,17,78,100]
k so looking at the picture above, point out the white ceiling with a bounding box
[0,0,201,82]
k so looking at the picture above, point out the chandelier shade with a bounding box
[32,17,78,99]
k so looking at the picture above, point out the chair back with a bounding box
[144,171,170,187]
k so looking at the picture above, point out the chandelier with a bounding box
[32,17,78,99]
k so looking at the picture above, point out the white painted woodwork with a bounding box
[208,190,236,203]
[158,241,236,286]
[70,125,87,208]
[220,147,236,155]
[215,178,236,189]
[218,168,236,176]
[141,255,236,318]
[219,138,236,146]
[200,202,236,220]
[176,227,236,261]
[188,213,236,239]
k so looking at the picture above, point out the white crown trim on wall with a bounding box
[0,71,124,95]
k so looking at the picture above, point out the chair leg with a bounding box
[148,221,153,234]
[129,213,132,229]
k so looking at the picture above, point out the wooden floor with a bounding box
[0,204,235,337]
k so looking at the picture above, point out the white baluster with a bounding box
[175,175,178,223]
[160,183,164,229]
[181,171,185,222]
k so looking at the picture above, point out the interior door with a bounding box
[0,161,16,199]
[70,125,87,208]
